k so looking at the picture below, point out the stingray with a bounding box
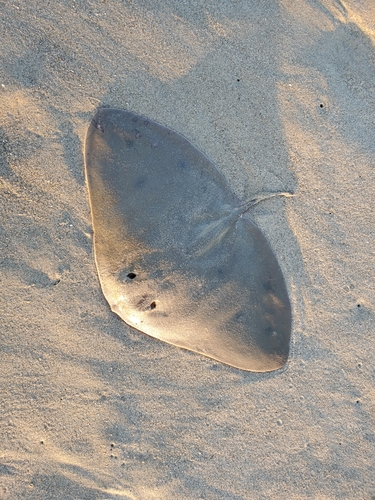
[84,108,292,372]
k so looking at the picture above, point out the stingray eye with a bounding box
[127,273,136,280]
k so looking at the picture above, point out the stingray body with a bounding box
[84,108,291,372]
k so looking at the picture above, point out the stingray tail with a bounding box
[240,192,294,215]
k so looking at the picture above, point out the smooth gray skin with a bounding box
[84,108,291,372]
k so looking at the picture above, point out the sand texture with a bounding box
[1,1,374,499]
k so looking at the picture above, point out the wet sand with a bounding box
[1,1,374,498]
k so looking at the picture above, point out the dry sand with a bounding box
[1,1,374,498]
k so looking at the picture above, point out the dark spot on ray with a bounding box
[84,108,292,372]
[233,312,245,323]
[135,176,147,189]
[264,277,276,292]
[136,295,151,310]
[177,159,188,169]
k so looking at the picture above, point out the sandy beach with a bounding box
[1,1,374,498]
